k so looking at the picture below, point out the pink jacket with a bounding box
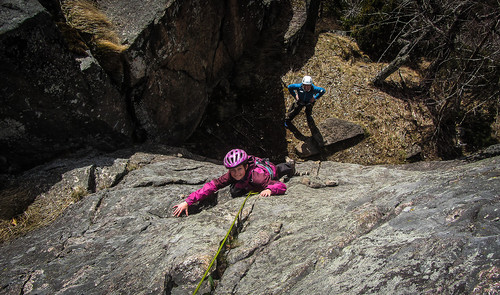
[185,156,287,205]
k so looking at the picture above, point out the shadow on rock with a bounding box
[293,117,365,158]
[286,122,308,142]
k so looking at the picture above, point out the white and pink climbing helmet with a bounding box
[223,149,248,168]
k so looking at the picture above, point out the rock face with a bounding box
[0,147,498,294]
[0,0,299,173]
[105,0,285,144]
[0,0,134,173]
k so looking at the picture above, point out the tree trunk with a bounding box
[371,42,411,86]
[305,0,321,33]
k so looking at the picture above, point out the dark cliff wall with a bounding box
[185,1,295,162]
[0,0,133,173]
[0,0,299,173]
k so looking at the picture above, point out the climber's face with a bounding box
[303,84,312,92]
[229,164,247,181]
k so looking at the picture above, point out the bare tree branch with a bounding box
[371,28,427,86]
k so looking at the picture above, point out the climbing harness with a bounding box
[192,191,259,295]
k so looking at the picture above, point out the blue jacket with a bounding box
[288,83,326,104]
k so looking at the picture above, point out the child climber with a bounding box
[172,149,295,217]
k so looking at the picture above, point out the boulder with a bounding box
[0,147,498,294]
[317,117,365,146]
[295,117,365,157]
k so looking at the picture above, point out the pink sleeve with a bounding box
[250,168,287,195]
[185,172,232,205]
[185,181,218,205]
[266,180,287,195]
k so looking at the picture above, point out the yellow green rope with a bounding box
[192,191,258,295]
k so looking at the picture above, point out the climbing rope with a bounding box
[192,191,258,295]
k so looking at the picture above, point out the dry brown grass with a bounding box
[283,32,438,164]
[0,186,87,243]
[61,0,128,54]
[60,0,128,84]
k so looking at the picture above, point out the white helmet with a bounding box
[302,75,313,85]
